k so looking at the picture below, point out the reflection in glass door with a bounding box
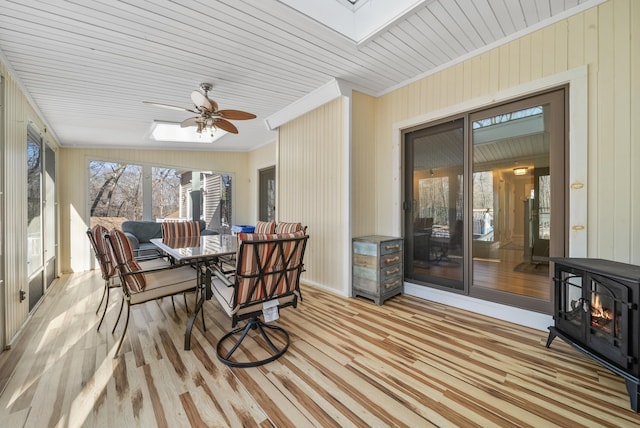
[470,89,565,313]
[27,125,44,311]
[44,144,57,288]
[404,119,465,291]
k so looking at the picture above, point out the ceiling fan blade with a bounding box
[180,117,200,128]
[191,90,213,111]
[143,101,196,113]
[218,109,257,120]
[213,118,238,134]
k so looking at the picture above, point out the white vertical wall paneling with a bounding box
[612,0,632,262]
[596,2,616,258]
[583,6,600,259]
[0,61,55,343]
[631,0,640,263]
[351,91,377,237]
[278,98,346,294]
[342,95,352,297]
[5,73,27,343]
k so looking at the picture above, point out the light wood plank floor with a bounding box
[1,271,640,427]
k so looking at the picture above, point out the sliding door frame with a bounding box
[402,86,568,313]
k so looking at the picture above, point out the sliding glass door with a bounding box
[403,88,567,313]
[470,89,566,312]
[404,118,465,291]
[44,144,57,288]
[27,125,44,310]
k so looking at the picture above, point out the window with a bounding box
[152,167,180,220]
[89,160,233,232]
[89,161,143,220]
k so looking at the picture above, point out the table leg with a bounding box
[184,261,212,350]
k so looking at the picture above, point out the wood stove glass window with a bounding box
[557,270,586,340]
[587,274,629,365]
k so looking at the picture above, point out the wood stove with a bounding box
[547,258,640,412]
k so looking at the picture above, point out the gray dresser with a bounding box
[352,235,403,305]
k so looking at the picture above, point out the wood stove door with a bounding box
[554,266,587,342]
[586,273,631,369]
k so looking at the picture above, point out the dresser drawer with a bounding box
[380,252,402,268]
[380,239,402,255]
[381,264,402,278]
[381,274,403,293]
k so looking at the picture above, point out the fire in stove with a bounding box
[590,293,615,335]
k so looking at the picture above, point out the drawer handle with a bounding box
[385,256,400,264]
[385,268,400,275]
[385,280,401,289]
[385,244,400,250]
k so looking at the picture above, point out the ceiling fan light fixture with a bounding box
[144,83,255,139]
[150,121,226,143]
[513,167,528,176]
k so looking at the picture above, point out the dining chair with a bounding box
[107,228,202,357]
[209,231,308,367]
[88,225,174,332]
[87,224,119,331]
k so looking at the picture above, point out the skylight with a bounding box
[335,0,366,11]
[278,0,431,44]
[150,121,227,144]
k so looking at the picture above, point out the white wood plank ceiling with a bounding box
[0,0,600,151]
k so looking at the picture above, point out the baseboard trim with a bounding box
[404,282,553,331]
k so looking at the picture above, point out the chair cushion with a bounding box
[109,228,146,292]
[91,224,116,278]
[161,220,201,240]
[275,222,303,233]
[129,265,196,304]
[254,221,276,234]
[211,277,295,317]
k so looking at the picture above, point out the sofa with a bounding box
[121,220,216,259]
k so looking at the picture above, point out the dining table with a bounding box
[151,234,237,350]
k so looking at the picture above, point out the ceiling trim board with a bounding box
[265,78,363,130]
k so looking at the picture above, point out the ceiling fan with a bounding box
[144,83,256,135]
